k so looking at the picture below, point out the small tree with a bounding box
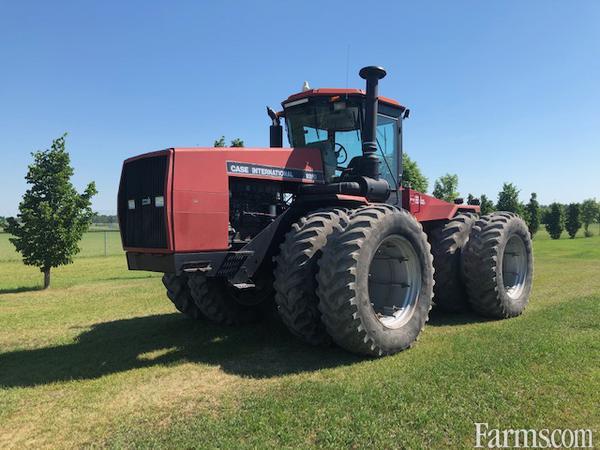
[540,204,550,224]
[402,153,428,193]
[214,136,244,147]
[581,198,599,237]
[432,173,459,202]
[546,203,565,240]
[6,135,97,288]
[525,192,541,237]
[565,203,582,239]
[230,138,244,147]
[0,216,6,231]
[496,182,524,215]
[479,194,495,215]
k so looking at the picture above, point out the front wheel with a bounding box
[316,205,434,356]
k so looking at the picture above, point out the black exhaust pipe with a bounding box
[267,106,283,147]
[359,66,387,180]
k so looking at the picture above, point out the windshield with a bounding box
[285,98,399,186]
[285,99,362,182]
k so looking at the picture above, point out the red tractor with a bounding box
[118,66,533,356]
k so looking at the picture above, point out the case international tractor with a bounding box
[118,66,533,356]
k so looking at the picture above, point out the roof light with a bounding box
[284,98,309,108]
[302,81,311,92]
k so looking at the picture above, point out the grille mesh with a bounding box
[118,155,169,249]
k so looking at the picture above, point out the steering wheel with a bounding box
[335,143,348,164]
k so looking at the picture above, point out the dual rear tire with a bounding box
[429,213,477,313]
[430,211,533,318]
[463,212,533,318]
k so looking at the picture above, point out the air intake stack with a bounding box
[359,65,387,180]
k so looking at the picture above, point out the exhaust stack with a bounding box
[359,66,387,180]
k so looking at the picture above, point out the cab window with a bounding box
[304,126,328,144]
[376,114,399,188]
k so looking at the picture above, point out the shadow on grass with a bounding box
[0,313,362,388]
[0,285,43,295]
[427,305,489,327]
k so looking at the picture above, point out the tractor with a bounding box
[118,66,533,356]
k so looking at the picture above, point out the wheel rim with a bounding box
[368,235,422,329]
[502,234,528,300]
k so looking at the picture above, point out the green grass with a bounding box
[0,230,599,448]
[0,231,123,262]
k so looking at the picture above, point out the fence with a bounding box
[0,230,123,262]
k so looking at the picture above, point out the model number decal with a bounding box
[410,194,426,206]
[226,161,323,182]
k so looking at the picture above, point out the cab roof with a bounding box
[283,88,405,111]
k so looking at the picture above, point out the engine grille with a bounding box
[118,154,169,249]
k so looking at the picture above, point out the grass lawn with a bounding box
[0,231,123,263]
[0,229,598,448]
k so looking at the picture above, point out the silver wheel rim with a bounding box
[502,234,528,300]
[368,235,422,329]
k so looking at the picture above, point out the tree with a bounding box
[546,203,565,240]
[496,182,524,215]
[230,138,244,147]
[525,192,541,237]
[402,153,428,193]
[6,135,97,288]
[214,136,244,147]
[466,193,475,205]
[0,216,6,230]
[479,194,495,215]
[432,173,459,202]
[565,203,582,239]
[581,198,599,237]
[540,204,550,224]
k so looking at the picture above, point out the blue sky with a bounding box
[1,0,598,216]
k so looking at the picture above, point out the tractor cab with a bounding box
[280,88,407,189]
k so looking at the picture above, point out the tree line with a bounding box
[402,153,600,239]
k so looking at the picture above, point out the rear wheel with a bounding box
[429,213,477,312]
[463,212,533,318]
[187,274,263,325]
[273,208,348,346]
[162,273,203,319]
[317,205,434,356]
